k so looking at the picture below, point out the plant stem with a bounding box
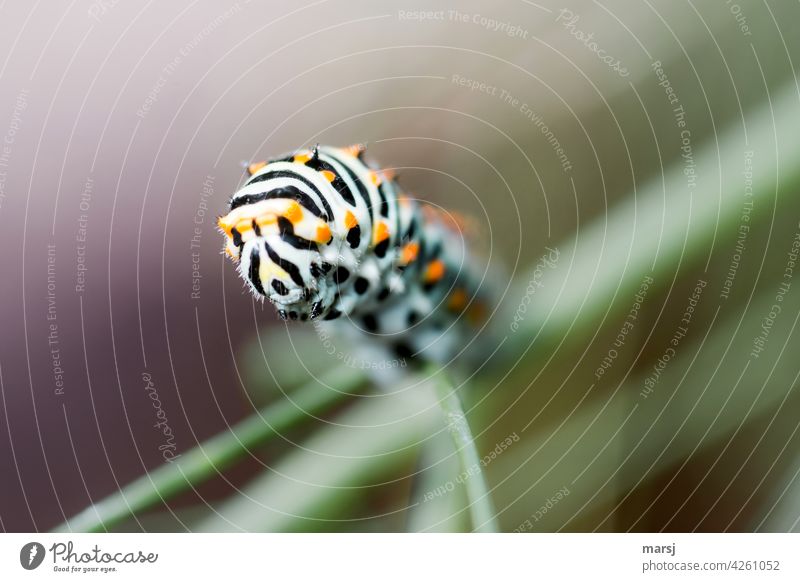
[192,378,439,532]
[54,366,367,532]
[429,366,499,532]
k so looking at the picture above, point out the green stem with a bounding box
[192,378,438,532]
[54,366,367,532]
[429,366,499,532]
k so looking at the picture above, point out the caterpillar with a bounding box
[218,144,492,364]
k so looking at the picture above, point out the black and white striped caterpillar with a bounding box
[218,144,492,364]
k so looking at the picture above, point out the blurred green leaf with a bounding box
[55,365,367,533]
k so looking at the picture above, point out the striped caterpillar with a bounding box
[218,144,492,364]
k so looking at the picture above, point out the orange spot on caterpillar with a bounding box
[218,214,242,236]
[284,201,303,224]
[247,161,267,176]
[447,288,468,311]
[316,223,332,243]
[373,221,390,245]
[235,220,254,233]
[399,241,419,265]
[467,301,488,325]
[320,169,336,182]
[255,214,277,227]
[344,211,358,229]
[293,153,311,164]
[217,215,232,234]
[369,172,381,186]
[423,259,445,283]
[341,143,365,158]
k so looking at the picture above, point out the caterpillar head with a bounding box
[217,196,339,320]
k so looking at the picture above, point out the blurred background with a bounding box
[1,0,799,532]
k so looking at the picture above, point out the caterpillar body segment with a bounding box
[219,144,493,363]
